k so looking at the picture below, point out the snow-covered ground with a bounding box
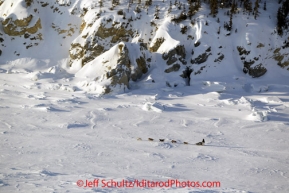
[1,65,289,192]
[1,0,289,192]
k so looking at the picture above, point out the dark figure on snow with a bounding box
[196,139,205,146]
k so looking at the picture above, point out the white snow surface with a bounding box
[1,66,289,192]
[1,0,289,192]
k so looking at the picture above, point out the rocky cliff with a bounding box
[0,0,288,94]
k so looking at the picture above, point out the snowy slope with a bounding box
[1,69,289,193]
[1,0,289,192]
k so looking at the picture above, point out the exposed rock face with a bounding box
[273,48,289,70]
[162,45,186,65]
[104,45,131,93]
[69,43,84,61]
[74,41,151,94]
[69,21,136,67]
[69,41,104,67]
[149,37,165,52]
[257,43,265,48]
[166,56,178,65]
[244,60,255,67]
[191,52,211,64]
[0,0,286,95]
[79,20,86,33]
[131,43,150,81]
[236,45,268,77]
[25,0,33,7]
[248,64,267,78]
[96,24,134,43]
[2,15,42,36]
[237,46,250,55]
[103,43,150,94]
[214,54,224,62]
[132,56,147,81]
[164,63,180,73]
[278,60,289,70]
[194,41,201,47]
[243,59,267,78]
[82,43,104,66]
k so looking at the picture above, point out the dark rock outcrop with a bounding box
[248,64,267,78]
[2,15,42,36]
[149,37,165,52]
[164,63,180,73]
[104,44,131,93]
[214,54,224,62]
[162,45,186,65]
[237,46,250,55]
[103,43,150,94]
[191,52,211,64]
[96,24,134,43]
